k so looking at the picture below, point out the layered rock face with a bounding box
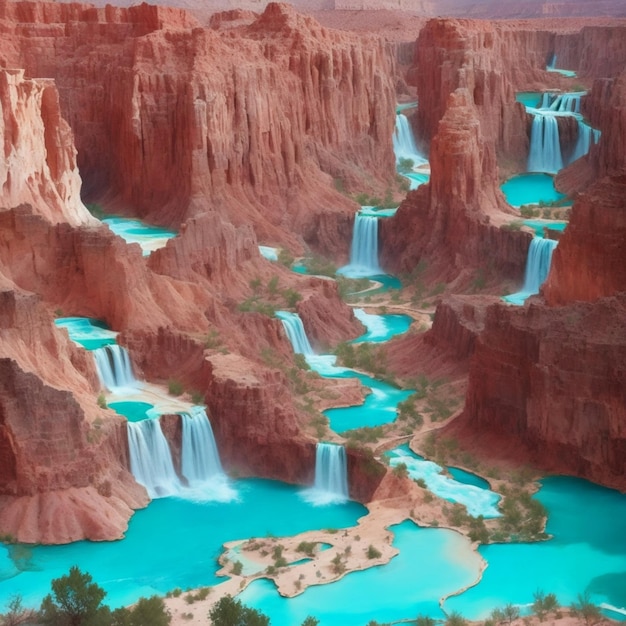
[1,1,396,253]
[454,295,626,490]
[0,69,94,226]
[0,276,147,543]
[452,59,626,488]
[381,87,528,282]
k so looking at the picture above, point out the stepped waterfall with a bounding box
[527,113,563,174]
[127,418,182,499]
[338,214,383,278]
[127,409,235,501]
[303,442,349,505]
[93,344,137,391]
[181,409,224,484]
[393,114,427,166]
[276,311,315,356]
[504,237,558,306]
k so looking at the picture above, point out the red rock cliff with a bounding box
[1,1,396,254]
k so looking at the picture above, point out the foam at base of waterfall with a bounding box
[338,214,383,278]
[301,487,349,506]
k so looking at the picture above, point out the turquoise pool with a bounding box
[351,309,412,344]
[522,219,567,238]
[54,317,117,350]
[515,92,542,108]
[108,401,154,422]
[0,479,365,610]
[446,476,626,619]
[501,173,567,208]
[240,519,482,625]
[102,217,176,256]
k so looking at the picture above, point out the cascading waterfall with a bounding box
[393,114,427,166]
[127,418,182,499]
[127,408,237,502]
[93,344,137,391]
[276,310,315,356]
[181,409,224,484]
[527,113,564,174]
[338,214,383,278]
[303,442,349,505]
[570,122,601,163]
[541,92,584,113]
[504,237,558,305]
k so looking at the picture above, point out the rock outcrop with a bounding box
[0,69,94,226]
[451,295,626,490]
[0,275,147,543]
[381,88,528,282]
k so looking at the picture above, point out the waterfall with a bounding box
[570,121,601,163]
[93,344,137,391]
[544,92,584,113]
[276,311,315,356]
[127,418,182,499]
[393,114,427,166]
[181,409,223,484]
[338,214,383,278]
[303,442,349,505]
[504,237,558,305]
[528,113,564,174]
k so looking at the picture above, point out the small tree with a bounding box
[1,595,38,626]
[445,611,468,626]
[40,566,109,626]
[301,618,319,626]
[416,615,436,626]
[208,595,269,626]
[501,603,520,625]
[570,591,602,626]
[533,590,559,621]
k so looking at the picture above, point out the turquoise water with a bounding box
[356,274,402,296]
[446,476,626,619]
[386,445,501,518]
[448,466,491,490]
[0,479,365,611]
[102,217,176,256]
[352,309,412,344]
[108,401,154,422]
[522,219,567,238]
[404,171,430,190]
[516,92,542,108]
[54,317,118,350]
[396,102,418,113]
[359,207,397,218]
[501,173,567,208]
[258,246,278,261]
[240,520,482,626]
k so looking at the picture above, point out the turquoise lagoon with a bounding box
[0,479,365,610]
[522,219,567,238]
[54,317,117,350]
[515,92,542,108]
[501,173,567,208]
[108,401,154,422]
[102,217,176,256]
[241,520,482,626]
[352,308,412,344]
[446,476,626,619]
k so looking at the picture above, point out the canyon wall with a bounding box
[381,87,529,282]
[1,1,397,254]
[451,65,626,488]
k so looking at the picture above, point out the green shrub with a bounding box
[96,393,107,409]
[366,545,382,559]
[168,379,184,396]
